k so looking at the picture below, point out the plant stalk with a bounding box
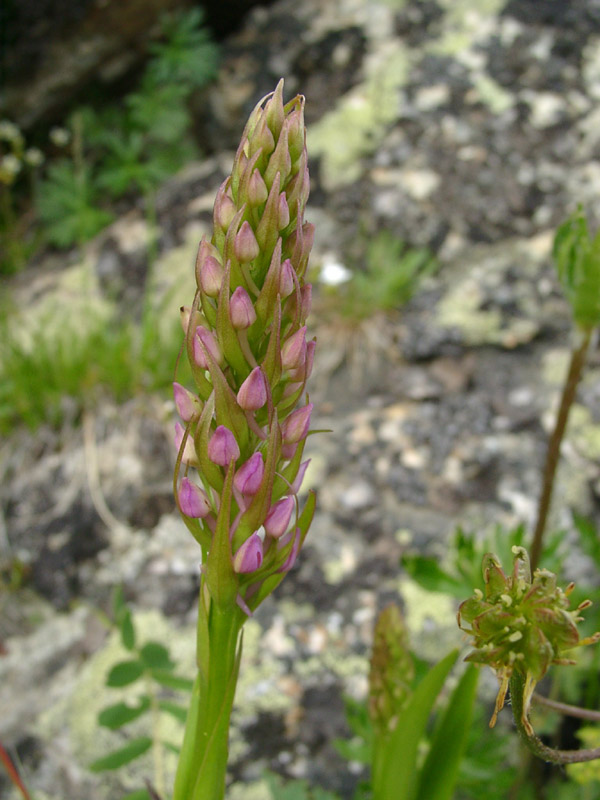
[511,673,600,764]
[172,581,244,800]
[530,327,592,571]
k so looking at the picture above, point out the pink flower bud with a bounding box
[234,221,260,263]
[248,169,268,206]
[278,192,290,229]
[279,259,295,298]
[193,326,222,369]
[281,326,307,371]
[233,532,264,574]
[234,452,265,495]
[208,425,240,466]
[175,422,198,466]
[178,477,211,518]
[250,116,275,156]
[199,256,223,297]
[237,367,267,410]
[195,238,221,290]
[281,403,313,444]
[173,382,201,422]
[230,286,257,329]
[265,496,294,539]
[215,186,236,231]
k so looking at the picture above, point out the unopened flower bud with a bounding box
[234,452,265,495]
[175,422,199,466]
[278,192,290,229]
[173,382,201,422]
[215,188,236,231]
[179,477,211,518]
[237,367,267,410]
[234,221,260,263]
[230,286,257,329]
[208,425,240,466]
[281,326,307,371]
[281,403,313,444]
[233,532,264,574]
[279,259,295,298]
[194,326,222,368]
[265,496,294,539]
[248,169,269,206]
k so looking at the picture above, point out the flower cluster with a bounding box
[458,546,600,732]
[368,604,414,737]
[173,80,316,616]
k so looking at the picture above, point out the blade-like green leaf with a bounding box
[122,790,152,800]
[158,700,188,723]
[140,641,174,671]
[402,554,466,597]
[89,737,152,772]
[106,659,144,688]
[415,665,478,800]
[97,697,151,730]
[151,669,194,692]
[376,649,459,800]
[119,608,136,651]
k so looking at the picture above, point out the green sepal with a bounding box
[255,238,283,325]
[205,460,239,609]
[256,171,282,261]
[236,147,263,208]
[261,296,282,389]
[216,259,252,380]
[200,293,217,329]
[264,121,291,189]
[193,394,224,494]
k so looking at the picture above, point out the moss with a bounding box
[428,0,506,57]
[308,46,410,189]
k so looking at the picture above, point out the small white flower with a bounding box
[49,127,70,147]
[0,120,21,143]
[319,254,352,286]
[1,154,21,177]
[24,147,44,167]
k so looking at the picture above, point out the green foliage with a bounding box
[145,8,219,88]
[32,8,218,249]
[264,772,341,800]
[553,206,600,331]
[327,232,437,320]
[91,588,193,796]
[36,159,113,247]
[402,523,565,600]
[0,279,188,433]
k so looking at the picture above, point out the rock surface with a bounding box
[2,0,600,798]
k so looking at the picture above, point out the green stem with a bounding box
[530,327,592,571]
[172,582,245,800]
[510,673,600,764]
